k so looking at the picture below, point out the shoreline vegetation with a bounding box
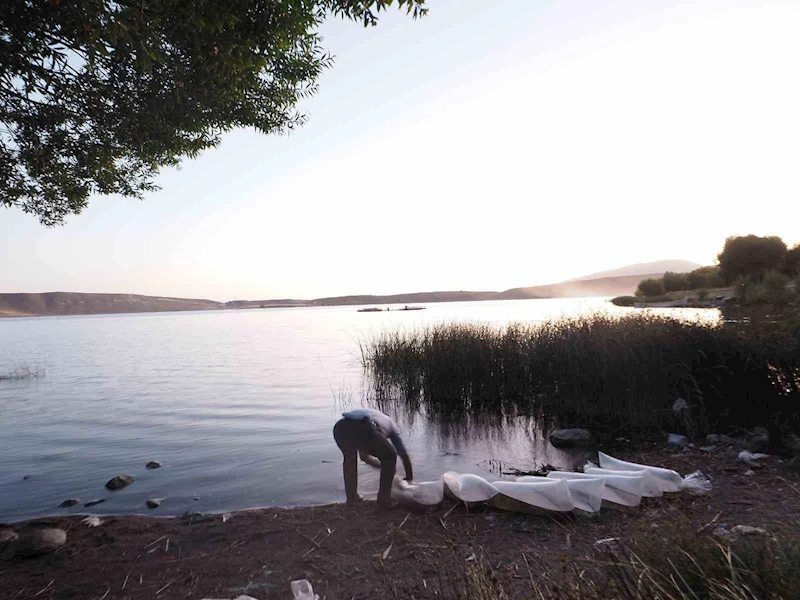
[361,313,800,445]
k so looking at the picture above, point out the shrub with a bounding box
[611,296,636,307]
[663,271,689,292]
[637,278,665,297]
[764,270,791,307]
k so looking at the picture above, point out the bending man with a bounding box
[333,408,413,508]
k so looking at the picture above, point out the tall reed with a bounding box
[361,313,800,437]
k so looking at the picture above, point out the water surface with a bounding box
[0,299,716,522]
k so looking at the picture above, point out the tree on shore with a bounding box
[785,244,800,277]
[1,0,427,226]
[717,235,788,283]
[636,278,665,297]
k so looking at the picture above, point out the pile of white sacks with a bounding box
[391,452,711,513]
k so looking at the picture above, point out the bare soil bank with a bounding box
[2,446,797,599]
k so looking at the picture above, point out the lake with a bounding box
[0,298,717,522]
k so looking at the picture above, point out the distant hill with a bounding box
[569,260,703,281]
[499,273,663,300]
[1,259,704,317]
[0,292,223,317]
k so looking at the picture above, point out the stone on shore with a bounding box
[59,498,80,508]
[146,460,162,469]
[105,475,135,491]
[15,528,67,557]
[667,433,689,448]
[0,528,19,545]
[549,429,595,448]
[146,498,162,509]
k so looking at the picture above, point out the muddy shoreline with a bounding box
[2,445,798,599]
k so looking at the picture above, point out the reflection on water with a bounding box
[0,299,717,522]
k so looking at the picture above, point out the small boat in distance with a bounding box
[357,307,383,312]
[399,306,426,311]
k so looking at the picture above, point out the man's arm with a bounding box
[359,451,382,469]
[390,432,413,481]
[400,453,413,482]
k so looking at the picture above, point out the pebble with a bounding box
[146,498,162,509]
[145,461,162,469]
[105,475,135,490]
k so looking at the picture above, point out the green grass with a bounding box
[361,313,800,438]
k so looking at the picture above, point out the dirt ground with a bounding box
[2,444,799,600]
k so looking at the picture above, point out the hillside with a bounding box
[499,273,662,300]
[0,293,223,317]
[1,259,699,317]
[569,259,702,281]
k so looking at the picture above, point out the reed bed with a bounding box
[361,313,800,437]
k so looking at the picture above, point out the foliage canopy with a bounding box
[0,0,426,225]
[718,235,787,282]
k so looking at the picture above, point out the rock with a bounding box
[667,433,689,449]
[780,457,800,472]
[0,528,19,544]
[672,398,689,411]
[713,526,733,542]
[549,429,595,449]
[15,528,67,557]
[732,525,768,537]
[746,435,769,453]
[145,460,162,469]
[59,498,80,508]
[105,475,134,491]
[146,498,162,509]
[700,445,716,453]
[706,434,720,444]
[22,474,31,480]
[84,499,106,507]
[753,425,769,437]
[783,435,800,456]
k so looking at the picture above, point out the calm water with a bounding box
[0,299,717,522]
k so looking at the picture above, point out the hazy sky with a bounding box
[2,0,799,301]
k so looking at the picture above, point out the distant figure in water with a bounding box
[333,408,413,508]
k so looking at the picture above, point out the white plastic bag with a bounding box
[290,579,319,600]
[680,470,712,494]
[738,450,767,463]
[547,471,645,507]
[598,452,683,492]
[584,467,664,498]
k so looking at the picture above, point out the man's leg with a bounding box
[333,419,361,503]
[362,423,398,506]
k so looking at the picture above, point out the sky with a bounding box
[2,0,799,301]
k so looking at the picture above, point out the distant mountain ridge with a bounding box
[569,260,702,281]
[0,260,703,317]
